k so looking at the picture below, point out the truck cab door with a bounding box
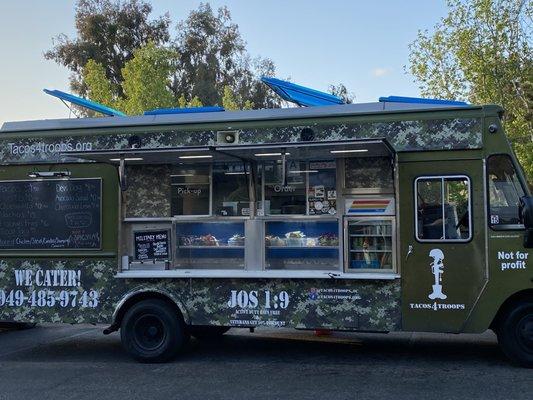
[398,158,486,332]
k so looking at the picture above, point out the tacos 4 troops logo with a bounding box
[409,248,466,312]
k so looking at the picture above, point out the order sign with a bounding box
[134,230,170,261]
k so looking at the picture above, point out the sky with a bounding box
[0,1,448,124]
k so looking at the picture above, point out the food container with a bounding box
[228,235,245,246]
[285,231,306,247]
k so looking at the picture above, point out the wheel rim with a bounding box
[132,313,166,352]
[516,314,533,354]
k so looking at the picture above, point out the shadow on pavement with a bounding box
[0,325,508,368]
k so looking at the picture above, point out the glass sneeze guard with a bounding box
[265,219,340,271]
[175,220,245,269]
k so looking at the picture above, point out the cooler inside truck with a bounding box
[345,217,394,271]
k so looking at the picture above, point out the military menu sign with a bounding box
[0,178,101,249]
[133,230,170,261]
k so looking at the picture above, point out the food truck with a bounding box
[0,79,532,366]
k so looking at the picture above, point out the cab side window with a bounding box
[415,176,471,241]
[487,155,525,227]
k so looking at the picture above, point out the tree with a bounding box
[83,59,114,106]
[119,42,178,115]
[328,83,355,104]
[222,86,253,111]
[46,1,281,111]
[83,43,201,115]
[45,0,170,97]
[408,0,533,180]
[170,3,280,109]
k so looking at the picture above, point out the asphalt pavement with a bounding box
[0,324,531,400]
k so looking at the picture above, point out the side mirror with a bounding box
[520,196,533,248]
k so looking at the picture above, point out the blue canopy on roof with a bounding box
[144,106,225,115]
[379,95,468,106]
[43,89,126,117]
[261,77,344,107]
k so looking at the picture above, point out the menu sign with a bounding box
[134,230,170,261]
[0,178,101,249]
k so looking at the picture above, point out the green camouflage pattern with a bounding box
[344,157,393,189]
[124,165,171,218]
[0,117,482,164]
[0,258,121,323]
[0,258,401,331]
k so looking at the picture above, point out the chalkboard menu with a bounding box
[134,230,170,261]
[0,178,101,250]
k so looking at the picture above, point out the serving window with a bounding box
[170,163,251,217]
[212,163,250,216]
[171,166,210,216]
[75,139,397,276]
[260,160,337,216]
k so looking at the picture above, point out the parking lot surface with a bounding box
[0,324,531,400]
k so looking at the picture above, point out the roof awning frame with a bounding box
[63,139,394,195]
[63,138,395,165]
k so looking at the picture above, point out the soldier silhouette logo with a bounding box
[428,248,447,300]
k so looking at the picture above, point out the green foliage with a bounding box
[83,59,114,106]
[408,0,533,181]
[177,94,203,108]
[120,43,178,115]
[47,0,282,112]
[221,86,253,111]
[170,3,279,109]
[45,0,170,97]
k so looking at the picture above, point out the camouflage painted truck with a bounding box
[0,94,532,366]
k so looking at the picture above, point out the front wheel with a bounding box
[497,301,533,368]
[120,299,188,363]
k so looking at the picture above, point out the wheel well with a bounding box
[113,291,188,329]
[490,289,533,331]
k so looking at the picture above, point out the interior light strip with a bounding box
[254,152,291,157]
[329,149,368,154]
[179,155,213,159]
[110,157,144,161]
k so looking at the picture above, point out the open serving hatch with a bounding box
[64,139,394,192]
[64,139,394,164]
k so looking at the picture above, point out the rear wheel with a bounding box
[120,299,188,363]
[497,301,533,368]
[190,325,230,340]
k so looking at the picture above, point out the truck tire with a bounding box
[120,299,187,363]
[190,325,230,340]
[497,301,533,368]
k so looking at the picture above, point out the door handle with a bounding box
[406,245,413,261]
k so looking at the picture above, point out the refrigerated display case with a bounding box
[264,219,340,270]
[175,220,245,269]
[345,217,395,271]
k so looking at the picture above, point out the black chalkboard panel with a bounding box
[0,178,101,249]
[134,230,170,261]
